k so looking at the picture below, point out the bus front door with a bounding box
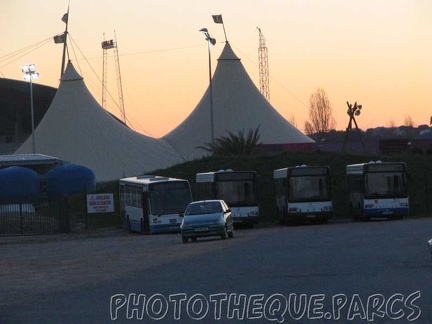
[141,192,150,233]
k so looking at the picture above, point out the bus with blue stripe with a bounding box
[119,175,192,234]
[346,161,409,220]
[274,165,333,224]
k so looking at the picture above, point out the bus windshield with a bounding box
[216,180,257,206]
[149,182,192,215]
[364,172,407,197]
[289,175,330,202]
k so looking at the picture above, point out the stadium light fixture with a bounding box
[199,28,216,143]
[21,64,39,153]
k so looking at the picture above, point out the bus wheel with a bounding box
[316,218,328,225]
[361,214,370,222]
[127,218,132,233]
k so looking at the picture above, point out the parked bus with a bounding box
[119,175,192,234]
[346,161,409,220]
[195,170,259,226]
[274,165,332,224]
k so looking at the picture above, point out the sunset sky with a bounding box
[1,0,431,138]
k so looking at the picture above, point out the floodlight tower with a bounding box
[257,27,270,101]
[21,64,39,154]
[199,28,216,144]
[101,32,126,124]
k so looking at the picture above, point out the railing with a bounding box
[0,198,69,236]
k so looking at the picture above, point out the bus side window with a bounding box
[142,192,149,216]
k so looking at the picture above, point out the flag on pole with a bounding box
[53,33,66,44]
[212,14,223,24]
[62,13,68,23]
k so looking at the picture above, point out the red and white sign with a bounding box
[87,193,114,213]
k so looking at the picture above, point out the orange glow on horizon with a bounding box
[1,0,431,138]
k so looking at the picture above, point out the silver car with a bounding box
[180,200,234,243]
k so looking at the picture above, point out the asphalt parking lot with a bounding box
[1,217,431,323]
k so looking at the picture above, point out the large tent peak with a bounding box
[60,61,83,82]
[162,41,313,160]
[218,42,240,61]
[16,60,183,181]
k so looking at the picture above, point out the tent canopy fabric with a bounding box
[15,62,183,181]
[162,42,314,160]
[15,43,313,181]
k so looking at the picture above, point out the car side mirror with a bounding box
[225,209,231,213]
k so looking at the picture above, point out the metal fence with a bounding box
[0,198,69,236]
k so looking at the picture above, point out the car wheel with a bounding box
[221,226,228,240]
[182,236,188,243]
[228,229,234,238]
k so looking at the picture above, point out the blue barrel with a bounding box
[46,164,95,197]
[0,166,40,203]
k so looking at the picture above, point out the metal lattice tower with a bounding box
[101,32,126,124]
[257,27,270,101]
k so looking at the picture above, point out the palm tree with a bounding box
[198,126,261,156]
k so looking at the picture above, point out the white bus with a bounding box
[346,161,409,220]
[195,170,259,226]
[119,175,192,234]
[274,165,332,224]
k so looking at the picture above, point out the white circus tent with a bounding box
[162,42,314,160]
[15,62,183,181]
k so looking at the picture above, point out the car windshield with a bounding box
[186,202,222,215]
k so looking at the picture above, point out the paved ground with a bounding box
[1,218,431,323]
[0,226,250,308]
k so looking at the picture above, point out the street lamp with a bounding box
[199,28,216,144]
[21,64,39,153]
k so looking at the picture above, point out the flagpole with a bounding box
[60,4,70,78]
[212,14,228,43]
[222,23,228,43]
